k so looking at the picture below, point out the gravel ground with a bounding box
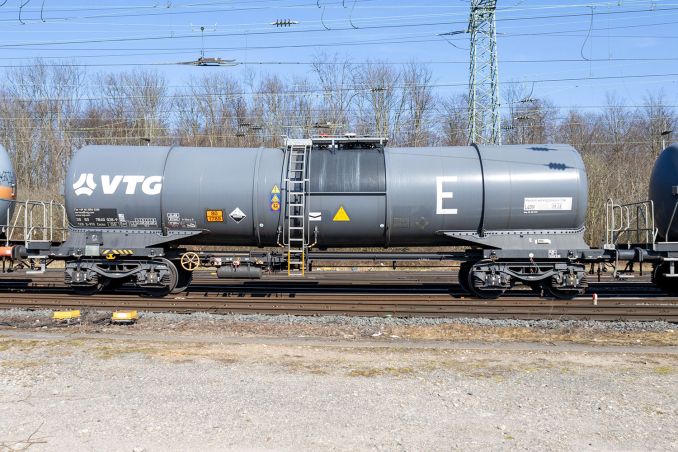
[0,310,676,451]
[0,308,676,333]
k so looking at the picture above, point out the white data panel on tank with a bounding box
[523,197,572,212]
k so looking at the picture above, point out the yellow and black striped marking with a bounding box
[102,249,134,260]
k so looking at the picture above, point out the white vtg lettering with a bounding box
[74,174,162,196]
[436,176,458,215]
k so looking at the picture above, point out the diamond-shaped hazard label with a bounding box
[229,207,247,223]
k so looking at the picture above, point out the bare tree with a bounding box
[0,62,85,197]
[352,62,406,142]
[439,94,469,146]
[174,73,247,147]
[91,69,169,146]
[311,53,355,135]
[400,63,435,146]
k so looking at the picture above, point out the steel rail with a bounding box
[0,291,675,321]
[0,270,676,320]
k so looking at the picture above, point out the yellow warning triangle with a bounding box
[271,185,280,194]
[271,194,280,202]
[332,205,350,222]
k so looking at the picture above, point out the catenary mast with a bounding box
[467,0,501,145]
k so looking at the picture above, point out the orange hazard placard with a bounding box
[270,202,281,211]
[206,210,224,222]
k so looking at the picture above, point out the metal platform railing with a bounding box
[2,199,68,247]
[604,199,658,249]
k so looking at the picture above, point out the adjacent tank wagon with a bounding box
[0,145,16,235]
[649,143,678,241]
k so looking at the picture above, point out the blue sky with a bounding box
[1,0,676,113]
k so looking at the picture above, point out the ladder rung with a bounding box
[289,226,304,230]
[288,203,304,207]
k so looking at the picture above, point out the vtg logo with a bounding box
[73,174,162,196]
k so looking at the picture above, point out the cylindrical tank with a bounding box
[0,145,16,236]
[65,144,587,248]
[649,143,678,240]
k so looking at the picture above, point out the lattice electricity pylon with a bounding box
[467,0,501,145]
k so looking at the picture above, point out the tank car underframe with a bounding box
[3,226,611,299]
[59,249,284,296]
[0,238,619,298]
[309,249,602,299]
[65,258,178,296]
[616,245,678,294]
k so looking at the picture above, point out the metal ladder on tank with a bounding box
[284,139,312,276]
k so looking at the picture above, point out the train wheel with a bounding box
[541,276,587,300]
[653,263,678,294]
[541,284,581,300]
[467,285,505,299]
[466,267,506,299]
[171,267,193,294]
[142,258,178,297]
[458,262,472,293]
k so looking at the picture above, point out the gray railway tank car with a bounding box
[645,143,678,292]
[59,139,592,298]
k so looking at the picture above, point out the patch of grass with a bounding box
[92,345,156,360]
[1,359,43,369]
[347,366,415,378]
[0,338,86,353]
[653,365,673,375]
[283,361,330,375]
[0,339,43,352]
[387,324,678,346]
[92,342,239,365]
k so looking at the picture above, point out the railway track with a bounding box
[0,270,676,321]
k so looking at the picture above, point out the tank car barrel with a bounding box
[64,143,588,250]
